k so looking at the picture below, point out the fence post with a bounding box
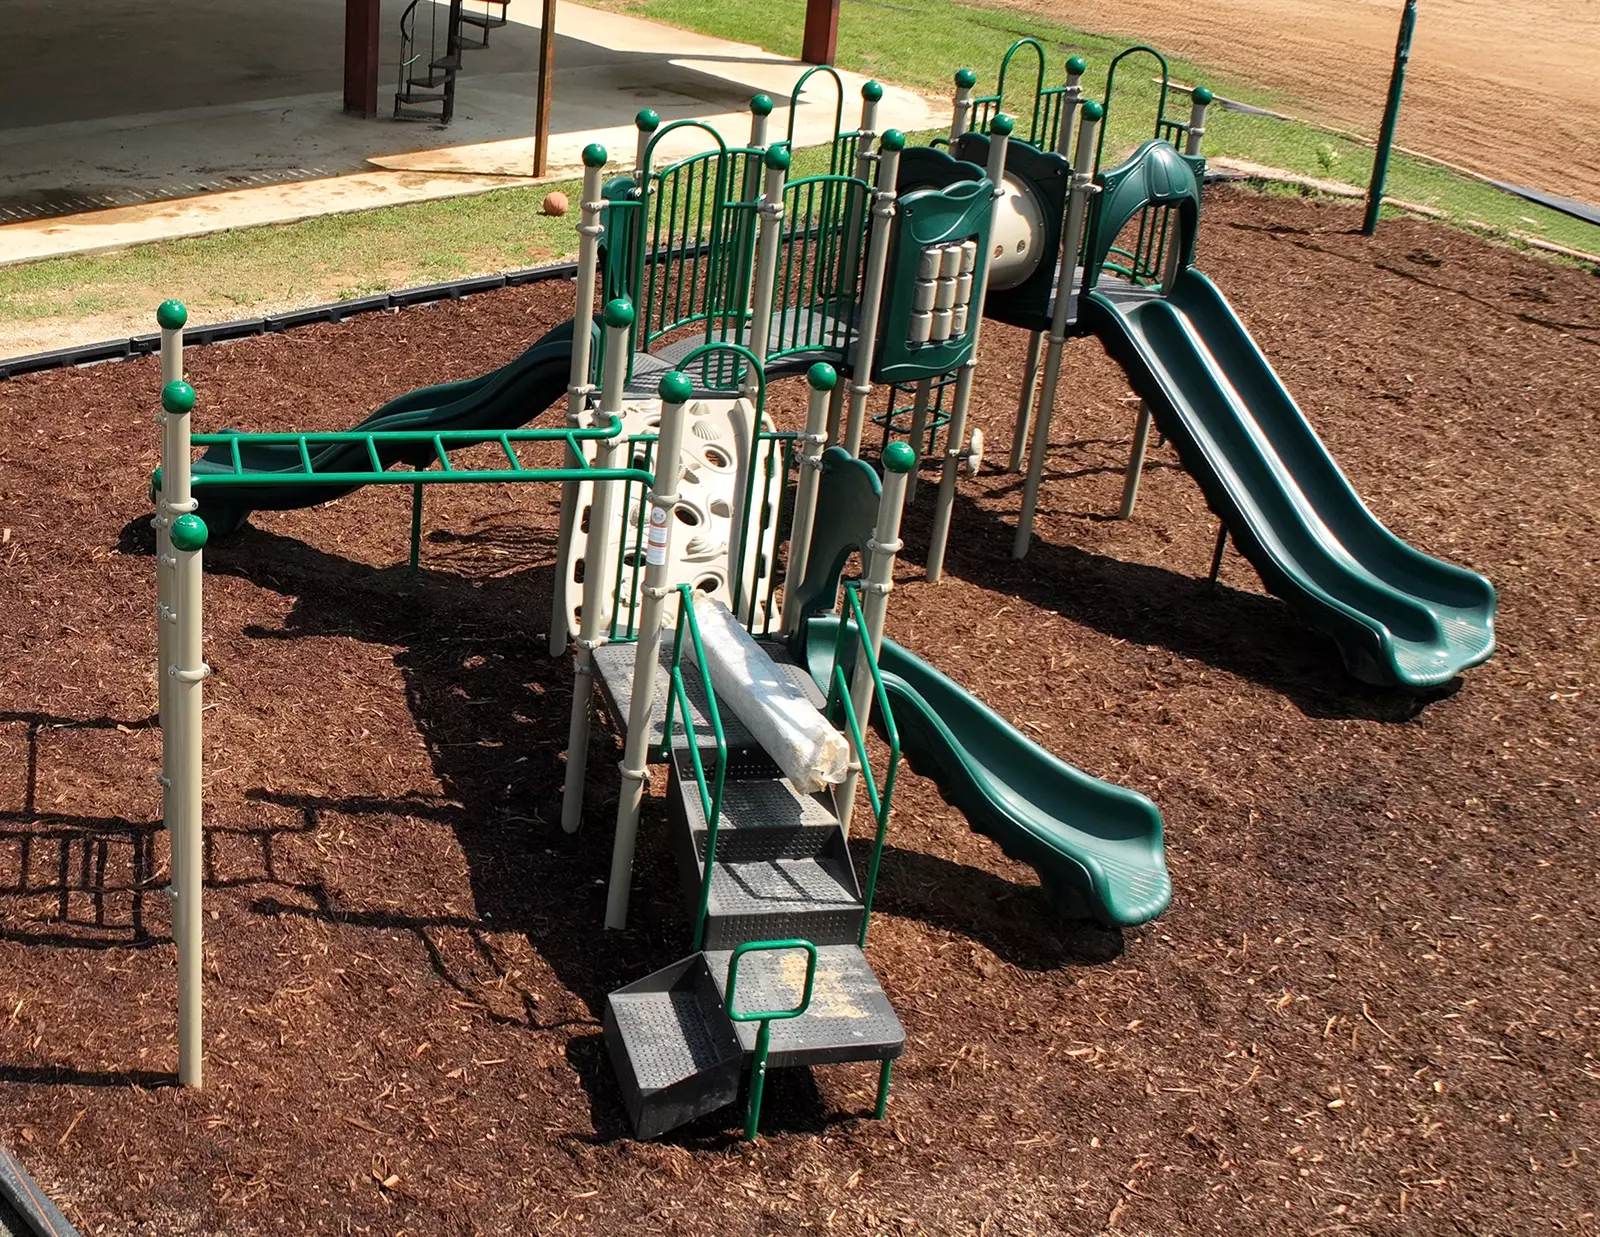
[781,363,837,634]
[926,115,1011,581]
[841,130,904,457]
[560,299,635,835]
[605,372,693,930]
[1014,100,1102,559]
[1363,0,1418,237]
[550,144,610,655]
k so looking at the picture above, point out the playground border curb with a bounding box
[0,1148,82,1237]
[0,261,581,382]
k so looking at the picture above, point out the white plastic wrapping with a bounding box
[687,595,848,793]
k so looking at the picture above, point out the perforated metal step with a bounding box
[669,750,842,863]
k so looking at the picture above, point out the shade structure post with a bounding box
[549,144,611,655]
[532,0,557,174]
[605,372,693,929]
[949,67,976,142]
[1014,100,1102,559]
[1364,0,1418,237]
[560,299,635,836]
[841,130,904,458]
[836,442,915,834]
[781,363,838,634]
[925,115,1012,582]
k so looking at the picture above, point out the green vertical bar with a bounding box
[874,1058,893,1119]
[744,1020,772,1140]
[409,481,424,573]
[1364,0,1418,236]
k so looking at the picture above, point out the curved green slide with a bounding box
[798,614,1171,927]
[1082,271,1496,689]
[189,319,585,534]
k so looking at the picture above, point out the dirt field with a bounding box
[991,0,1600,203]
[0,188,1597,1235]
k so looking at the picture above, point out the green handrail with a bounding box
[725,938,817,1141]
[823,585,902,948]
[660,584,729,950]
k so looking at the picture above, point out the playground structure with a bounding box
[143,41,1495,1138]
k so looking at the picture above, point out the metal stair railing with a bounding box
[724,938,818,1140]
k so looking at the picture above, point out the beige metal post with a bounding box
[904,379,934,500]
[925,116,1013,582]
[1014,101,1103,559]
[152,301,184,930]
[780,363,838,635]
[1007,333,1044,472]
[835,442,915,835]
[605,372,693,930]
[560,300,635,835]
[549,145,610,655]
[950,68,976,141]
[841,131,905,458]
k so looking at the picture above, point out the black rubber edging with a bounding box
[0,1148,81,1237]
[0,260,580,382]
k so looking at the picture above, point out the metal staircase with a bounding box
[394,0,511,123]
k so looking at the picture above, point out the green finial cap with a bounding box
[151,465,163,495]
[882,441,917,475]
[751,93,774,117]
[862,80,884,103]
[1192,85,1214,106]
[880,129,906,152]
[156,300,188,331]
[582,142,608,168]
[955,68,977,90]
[765,144,792,171]
[161,380,196,415]
[636,108,660,131]
[991,113,1015,137]
[1066,55,1087,76]
[1081,99,1105,123]
[603,298,635,329]
[170,513,209,552]
[806,362,838,392]
[658,371,694,405]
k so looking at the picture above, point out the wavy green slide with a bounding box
[190,319,583,534]
[798,614,1171,927]
[1083,270,1496,690]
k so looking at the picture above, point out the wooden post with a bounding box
[801,0,840,66]
[342,0,381,118]
[533,0,559,176]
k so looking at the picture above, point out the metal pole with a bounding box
[1014,101,1102,560]
[949,68,976,142]
[532,0,557,176]
[926,115,1012,582]
[1363,0,1418,237]
[837,441,915,834]
[780,363,837,634]
[549,145,610,655]
[560,300,635,835]
[1008,332,1044,472]
[633,107,660,185]
[842,131,904,458]
[153,301,184,894]
[605,372,693,930]
[1117,403,1155,520]
[1055,55,1087,158]
[905,379,933,498]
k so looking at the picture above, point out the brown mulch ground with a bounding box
[0,187,1597,1236]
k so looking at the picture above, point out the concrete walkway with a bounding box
[0,1,936,267]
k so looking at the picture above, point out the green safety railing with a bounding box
[786,65,868,178]
[971,38,1074,152]
[768,173,871,366]
[660,583,729,950]
[875,374,957,456]
[823,585,901,948]
[1094,44,1175,176]
[724,938,817,1140]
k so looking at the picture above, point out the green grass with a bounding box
[2,0,1594,347]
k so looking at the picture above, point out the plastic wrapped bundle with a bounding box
[687,596,848,794]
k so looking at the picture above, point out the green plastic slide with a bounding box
[1083,271,1496,689]
[190,320,584,534]
[798,615,1171,928]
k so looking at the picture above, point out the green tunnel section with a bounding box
[173,320,587,535]
[794,614,1171,928]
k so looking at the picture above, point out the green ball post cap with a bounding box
[658,371,694,405]
[636,108,660,131]
[170,513,209,552]
[954,68,977,89]
[162,380,196,415]
[750,94,774,117]
[806,362,838,392]
[156,300,188,331]
[990,113,1015,137]
[1192,85,1214,105]
[1066,55,1088,75]
[879,129,906,153]
[765,144,792,171]
[150,465,163,496]
[582,142,608,168]
[1081,99,1105,123]
[882,441,917,475]
[603,298,636,329]
[862,80,884,103]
